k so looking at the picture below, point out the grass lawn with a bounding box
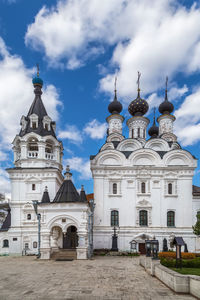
[171,268,200,276]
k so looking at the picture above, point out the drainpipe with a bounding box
[32,200,41,258]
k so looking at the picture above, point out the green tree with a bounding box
[193,213,200,236]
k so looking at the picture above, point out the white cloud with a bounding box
[84,119,107,139]
[0,168,11,194]
[174,88,200,146]
[64,157,91,180]
[0,37,61,150]
[25,0,200,104]
[58,125,83,144]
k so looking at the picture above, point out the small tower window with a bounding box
[111,210,119,226]
[141,182,146,193]
[27,214,31,220]
[168,183,172,195]
[113,183,117,194]
[143,129,145,138]
[137,128,140,138]
[139,210,148,226]
[32,122,37,129]
[132,129,134,138]
[32,184,36,191]
[45,123,49,131]
[3,239,9,248]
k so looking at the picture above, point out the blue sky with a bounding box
[1,0,200,195]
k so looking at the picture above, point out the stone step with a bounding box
[51,249,77,260]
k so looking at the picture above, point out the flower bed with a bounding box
[159,251,196,259]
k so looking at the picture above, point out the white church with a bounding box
[0,72,200,259]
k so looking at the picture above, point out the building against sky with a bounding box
[0,74,91,259]
[0,71,200,257]
[91,75,200,253]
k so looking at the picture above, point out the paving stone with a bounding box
[0,256,196,299]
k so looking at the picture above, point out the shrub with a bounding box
[160,257,200,268]
[159,252,196,260]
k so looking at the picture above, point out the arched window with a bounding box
[132,129,134,138]
[143,129,145,138]
[45,140,54,154]
[139,210,148,226]
[28,137,38,152]
[111,210,119,226]
[168,183,172,195]
[137,128,140,137]
[27,214,31,220]
[167,211,175,227]
[113,183,117,194]
[141,182,146,193]
[3,239,9,248]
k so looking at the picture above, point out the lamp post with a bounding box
[88,199,95,258]
[152,240,159,259]
[145,240,151,257]
[111,226,118,252]
[32,200,41,258]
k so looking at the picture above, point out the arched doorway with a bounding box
[63,226,78,249]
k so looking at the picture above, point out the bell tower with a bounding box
[6,70,63,255]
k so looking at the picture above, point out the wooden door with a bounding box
[139,243,146,254]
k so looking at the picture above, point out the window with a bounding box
[143,129,145,138]
[32,122,37,129]
[111,210,119,226]
[28,137,38,152]
[113,183,117,194]
[32,184,35,191]
[3,239,9,248]
[167,211,175,227]
[45,123,49,131]
[27,214,31,220]
[137,128,140,137]
[168,183,172,195]
[33,241,37,248]
[13,238,17,241]
[139,210,148,226]
[141,182,146,194]
[132,129,134,138]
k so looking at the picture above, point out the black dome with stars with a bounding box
[128,90,149,117]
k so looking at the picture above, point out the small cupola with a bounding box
[148,108,159,138]
[41,186,50,203]
[159,77,174,115]
[108,77,123,114]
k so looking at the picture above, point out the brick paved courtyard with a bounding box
[0,256,195,300]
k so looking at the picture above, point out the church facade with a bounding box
[0,72,200,258]
[91,76,200,253]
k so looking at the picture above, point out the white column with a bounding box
[106,114,124,136]
[157,114,176,136]
[126,116,149,140]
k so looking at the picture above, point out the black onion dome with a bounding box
[128,89,149,117]
[148,111,159,138]
[159,79,174,115]
[108,90,123,114]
